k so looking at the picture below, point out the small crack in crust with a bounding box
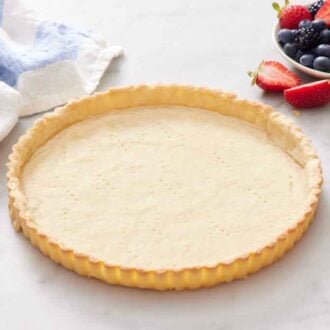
[7,85,323,290]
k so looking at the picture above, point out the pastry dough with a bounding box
[7,85,322,290]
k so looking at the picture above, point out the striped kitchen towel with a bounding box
[0,0,122,142]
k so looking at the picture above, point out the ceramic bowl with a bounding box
[272,23,330,79]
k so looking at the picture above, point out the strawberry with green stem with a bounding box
[248,61,300,92]
[273,0,312,29]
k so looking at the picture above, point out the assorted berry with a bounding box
[248,1,330,110]
[278,29,296,44]
[283,42,298,58]
[315,0,330,25]
[276,0,330,72]
[316,43,330,55]
[313,56,330,70]
[248,61,300,92]
[299,53,315,67]
[284,80,330,108]
[273,0,312,29]
[320,28,330,42]
[294,26,320,50]
[309,0,324,17]
[311,18,327,30]
[298,19,312,28]
[248,61,330,109]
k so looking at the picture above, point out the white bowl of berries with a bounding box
[272,0,330,79]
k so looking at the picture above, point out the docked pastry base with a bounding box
[7,85,322,290]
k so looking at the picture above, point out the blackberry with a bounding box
[309,0,324,17]
[294,27,320,50]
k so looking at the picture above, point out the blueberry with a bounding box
[295,50,305,61]
[284,43,298,58]
[320,29,330,43]
[299,54,315,68]
[295,49,315,61]
[313,56,330,72]
[278,29,295,45]
[299,19,312,29]
[316,44,330,57]
[311,20,327,32]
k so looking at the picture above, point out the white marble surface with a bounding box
[0,0,330,329]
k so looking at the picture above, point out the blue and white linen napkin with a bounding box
[0,0,122,141]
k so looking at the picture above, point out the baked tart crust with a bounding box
[7,85,322,290]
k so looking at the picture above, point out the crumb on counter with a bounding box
[292,110,301,117]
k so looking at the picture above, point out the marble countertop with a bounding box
[0,0,329,329]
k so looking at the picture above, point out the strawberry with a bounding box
[248,61,301,92]
[315,0,330,27]
[273,0,312,29]
[284,80,330,108]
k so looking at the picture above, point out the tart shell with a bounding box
[7,85,322,290]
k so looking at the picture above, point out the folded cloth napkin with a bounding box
[0,0,122,142]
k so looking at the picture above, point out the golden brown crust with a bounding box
[7,85,323,290]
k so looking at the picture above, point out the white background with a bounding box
[0,0,329,329]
